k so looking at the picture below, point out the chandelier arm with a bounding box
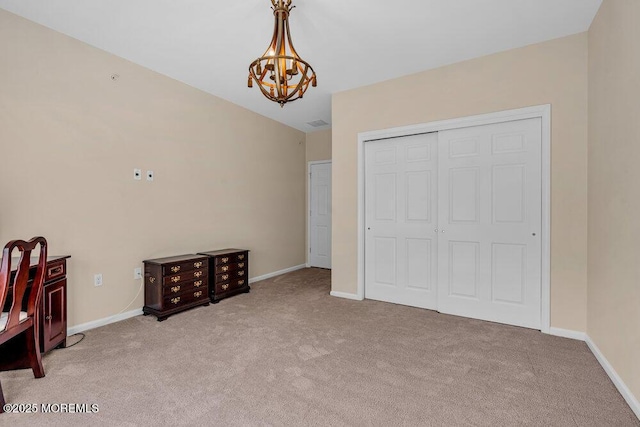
[284,14,300,59]
[249,67,273,100]
[286,63,310,99]
[274,9,286,99]
[286,76,311,102]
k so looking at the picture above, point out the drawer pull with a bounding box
[45,315,52,320]
[194,291,203,298]
[221,274,229,281]
[171,297,181,304]
[194,280,203,288]
[238,280,245,286]
[48,265,63,277]
[238,254,245,260]
[171,266,181,273]
[221,266,229,272]
[149,277,156,284]
[221,257,229,263]
[222,284,229,291]
[171,276,181,283]
[171,286,181,293]
[194,271,203,278]
[194,261,203,268]
[238,271,245,277]
[238,263,245,268]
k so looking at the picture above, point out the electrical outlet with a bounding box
[133,168,142,180]
[146,170,154,181]
[94,273,103,287]
[134,267,142,280]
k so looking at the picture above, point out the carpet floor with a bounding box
[1,268,638,426]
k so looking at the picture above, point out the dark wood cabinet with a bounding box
[198,249,250,303]
[143,254,210,321]
[0,255,70,354]
[40,257,70,353]
[41,278,66,353]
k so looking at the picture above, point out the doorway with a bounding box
[308,161,332,269]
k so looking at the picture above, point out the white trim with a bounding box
[548,327,586,341]
[249,264,306,283]
[67,308,143,335]
[330,291,363,301]
[356,104,552,332]
[586,335,640,420]
[540,106,552,334]
[307,160,332,268]
[67,264,307,335]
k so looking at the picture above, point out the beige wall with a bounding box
[332,33,589,331]
[0,10,306,327]
[305,129,332,162]
[588,0,640,404]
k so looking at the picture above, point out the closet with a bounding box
[364,118,542,329]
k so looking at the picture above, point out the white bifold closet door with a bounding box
[437,118,542,329]
[364,133,439,310]
[364,118,542,329]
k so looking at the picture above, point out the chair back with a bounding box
[0,237,47,337]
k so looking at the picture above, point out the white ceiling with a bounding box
[0,0,602,132]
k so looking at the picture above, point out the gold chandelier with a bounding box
[248,0,317,107]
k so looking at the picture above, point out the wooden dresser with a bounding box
[198,249,250,303]
[142,254,209,321]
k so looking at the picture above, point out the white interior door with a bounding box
[309,162,332,269]
[437,118,542,329]
[364,133,438,309]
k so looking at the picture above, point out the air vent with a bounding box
[307,120,329,128]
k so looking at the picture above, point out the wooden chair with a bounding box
[0,237,47,413]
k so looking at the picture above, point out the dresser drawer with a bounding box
[216,262,247,274]
[234,278,248,290]
[163,289,208,307]
[163,269,207,286]
[46,260,66,282]
[215,272,232,283]
[215,278,247,294]
[214,255,233,266]
[161,259,207,276]
[214,252,248,265]
[162,279,207,297]
[215,269,247,283]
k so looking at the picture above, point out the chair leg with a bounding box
[0,379,5,413]
[25,326,45,379]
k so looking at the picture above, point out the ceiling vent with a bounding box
[307,120,329,128]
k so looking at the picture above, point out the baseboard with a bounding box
[585,335,640,420]
[330,291,363,301]
[548,327,586,341]
[65,265,307,336]
[547,327,639,418]
[249,264,306,283]
[67,308,143,336]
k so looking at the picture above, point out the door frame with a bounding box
[356,105,552,333]
[307,160,332,268]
